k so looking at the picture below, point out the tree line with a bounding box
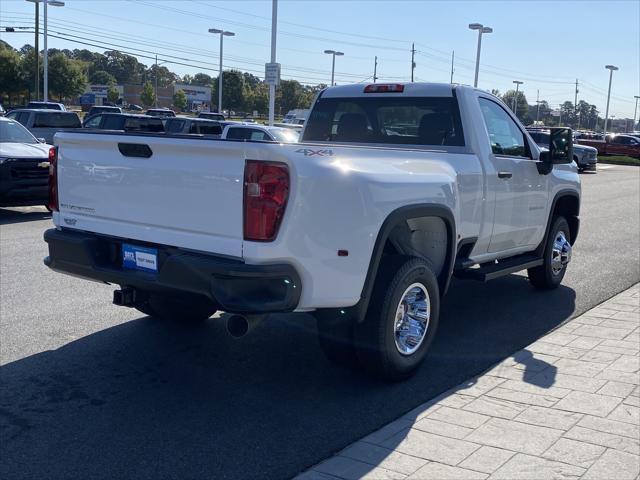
[0,41,323,114]
[1,40,608,127]
[496,89,602,130]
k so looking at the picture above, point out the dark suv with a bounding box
[82,113,164,132]
[88,105,122,116]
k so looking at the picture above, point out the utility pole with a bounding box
[450,50,454,84]
[633,95,639,132]
[373,56,378,83]
[535,89,540,123]
[268,0,277,126]
[574,79,579,126]
[411,43,416,82]
[34,1,40,100]
[154,53,158,108]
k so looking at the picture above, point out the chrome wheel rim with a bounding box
[551,231,571,276]
[394,283,430,356]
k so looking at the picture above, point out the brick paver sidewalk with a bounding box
[298,284,640,480]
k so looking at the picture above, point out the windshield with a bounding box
[269,128,299,143]
[303,96,465,146]
[528,131,550,147]
[0,120,37,144]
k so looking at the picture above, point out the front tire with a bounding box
[135,292,217,323]
[528,216,572,289]
[355,256,440,381]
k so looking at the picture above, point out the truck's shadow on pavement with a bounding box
[0,276,574,480]
[0,207,50,225]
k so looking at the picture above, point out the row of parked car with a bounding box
[0,103,302,209]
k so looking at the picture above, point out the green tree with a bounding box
[47,52,86,100]
[148,64,178,88]
[191,73,213,86]
[140,81,155,107]
[0,47,26,98]
[502,90,529,122]
[212,70,244,111]
[560,101,575,127]
[173,89,187,111]
[107,84,120,103]
[90,70,117,85]
[251,83,269,114]
[276,79,306,114]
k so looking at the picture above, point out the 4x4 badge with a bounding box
[295,148,334,157]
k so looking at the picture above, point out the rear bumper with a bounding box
[43,228,301,314]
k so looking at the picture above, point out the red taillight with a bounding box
[48,146,59,211]
[243,160,289,242]
[364,83,405,93]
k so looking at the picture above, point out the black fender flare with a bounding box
[353,204,457,322]
[536,189,580,257]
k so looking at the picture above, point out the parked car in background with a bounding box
[197,112,226,121]
[283,108,308,124]
[83,113,164,132]
[145,108,176,118]
[88,105,122,116]
[576,135,640,158]
[576,134,640,158]
[26,101,66,111]
[221,124,299,143]
[528,129,597,172]
[164,117,223,136]
[5,109,81,144]
[0,117,52,207]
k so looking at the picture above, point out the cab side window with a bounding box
[479,98,529,158]
[225,127,248,140]
[84,115,102,129]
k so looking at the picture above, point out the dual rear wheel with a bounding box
[317,256,440,381]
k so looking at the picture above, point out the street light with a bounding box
[603,65,618,135]
[512,80,523,116]
[324,50,344,86]
[154,56,170,108]
[26,0,65,103]
[209,28,235,116]
[633,95,640,132]
[468,23,492,88]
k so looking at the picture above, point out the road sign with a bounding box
[265,62,281,86]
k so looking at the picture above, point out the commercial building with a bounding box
[81,83,212,112]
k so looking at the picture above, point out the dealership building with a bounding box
[81,83,212,111]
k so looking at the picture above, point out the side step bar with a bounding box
[455,254,543,282]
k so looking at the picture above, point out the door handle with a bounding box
[498,171,513,179]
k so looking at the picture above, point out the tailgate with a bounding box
[55,132,245,258]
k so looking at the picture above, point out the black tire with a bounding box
[315,310,358,369]
[135,292,216,323]
[528,216,571,289]
[354,256,440,381]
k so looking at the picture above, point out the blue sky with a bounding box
[1,0,639,118]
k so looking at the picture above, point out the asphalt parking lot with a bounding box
[1,165,638,480]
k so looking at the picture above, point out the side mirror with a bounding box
[547,127,573,164]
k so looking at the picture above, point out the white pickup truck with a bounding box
[44,82,580,380]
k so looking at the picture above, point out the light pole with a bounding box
[633,95,640,131]
[209,28,235,116]
[27,0,64,103]
[512,80,523,116]
[154,56,170,108]
[468,23,492,88]
[603,65,618,135]
[324,50,344,86]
